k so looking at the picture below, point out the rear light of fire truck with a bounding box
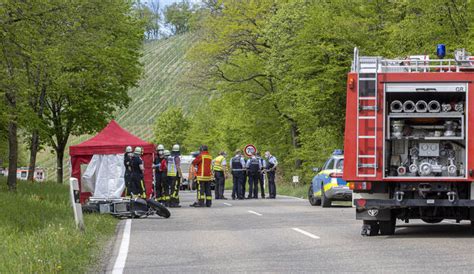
[349,181,372,191]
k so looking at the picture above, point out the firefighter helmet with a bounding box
[157,144,165,151]
[172,144,180,152]
[134,147,142,154]
[164,149,171,156]
[126,146,132,153]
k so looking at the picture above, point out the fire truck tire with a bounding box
[362,220,379,236]
[308,185,321,206]
[421,218,443,224]
[321,184,331,208]
[379,217,396,235]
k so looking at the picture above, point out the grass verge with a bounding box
[277,183,309,199]
[0,179,118,273]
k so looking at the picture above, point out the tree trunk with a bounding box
[290,122,302,169]
[27,130,39,181]
[56,146,64,184]
[7,120,18,191]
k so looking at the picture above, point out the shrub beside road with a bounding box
[0,180,117,272]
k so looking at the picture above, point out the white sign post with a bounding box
[70,177,85,231]
[292,176,299,187]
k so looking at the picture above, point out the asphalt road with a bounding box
[104,191,474,273]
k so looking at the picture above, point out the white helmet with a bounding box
[164,149,171,156]
[157,144,165,151]
[172,144,180,152]
[134,147,142,154]
[126,146,132,153]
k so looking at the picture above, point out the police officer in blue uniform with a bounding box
[256,152,266,199]
[265,151,278,199]
[230,150,246,200]
[246,152,262,199]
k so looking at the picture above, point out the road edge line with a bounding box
[223,202,232,206]
[277,194,306,201]
[112,219,132,274]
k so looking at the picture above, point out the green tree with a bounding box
[154,107,190,151]
[164,1,193,35]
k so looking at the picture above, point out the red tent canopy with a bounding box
[69,120,154,203]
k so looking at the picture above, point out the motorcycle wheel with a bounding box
[147,199,171,218]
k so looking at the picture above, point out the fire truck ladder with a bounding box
[356,56,379,177]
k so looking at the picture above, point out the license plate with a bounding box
[427,199,435,204]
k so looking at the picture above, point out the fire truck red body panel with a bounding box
[344,72,474,182]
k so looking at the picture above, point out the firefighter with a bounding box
[190,145,213,207]
[265,151,278,199]
[162,150,171,206]
[230,150,246,200]
[130,147,145,198]
[256,151,266,199]
[246,152,262,199]
[124,146,133,197]
[213,151,227,200]
[152,145,166,202]
[168,144,182,208]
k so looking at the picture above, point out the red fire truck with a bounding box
[344,46,474,236]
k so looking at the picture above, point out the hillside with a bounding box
[36,33,204,181]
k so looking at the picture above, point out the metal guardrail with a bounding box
[352,47,474,73]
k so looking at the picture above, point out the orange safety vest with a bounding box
[192,152,213,181]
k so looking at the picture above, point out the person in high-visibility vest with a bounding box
[167,144,182,208]
[212,151,227,200]
[190,145,213,207]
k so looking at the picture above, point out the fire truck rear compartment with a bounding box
[384,87,467,179]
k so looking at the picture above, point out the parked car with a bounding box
[308,149,351,207]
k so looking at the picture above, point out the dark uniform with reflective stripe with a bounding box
[231,156,245,199]
[130,155,145,197]
[124,152,133,196]
[247,157,261,198]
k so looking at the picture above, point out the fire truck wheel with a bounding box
[421,218,443,224]
[321,184,331,208]
[308,185,321,206]
[362,220,379,236]
[379,217,396,235]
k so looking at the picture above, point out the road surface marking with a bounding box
[277,194,306,201]
[223,202,232,206]
[248,210,262,216]
[292,228,320,239]
[112,219,132,274]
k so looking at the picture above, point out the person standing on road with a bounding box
[162,150,171,206]
[213,151,227,200]
[230,150,246,200]
[168,144,182,208]
[152,145,165,202]
[246,153,262,199]
[130,147,145,198]
[256,152,266,199]
[124,146,133,197]
[190,145,213,207]
[265,151,278,199]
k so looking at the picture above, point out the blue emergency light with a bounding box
[332,149,344,155]
[437,44,446,59]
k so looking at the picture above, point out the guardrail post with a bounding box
[70,177,85,231]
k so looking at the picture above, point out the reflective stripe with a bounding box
[206,196,212,200]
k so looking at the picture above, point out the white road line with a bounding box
[248,210,263,216]
[223,202,232,206]
[112,219,132,274]
[292,227,320,239]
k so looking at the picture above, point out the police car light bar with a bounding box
[332,149,344,155]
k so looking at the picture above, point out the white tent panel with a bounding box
[82,154,125,198]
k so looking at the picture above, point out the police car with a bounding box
[308,149,351,207]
